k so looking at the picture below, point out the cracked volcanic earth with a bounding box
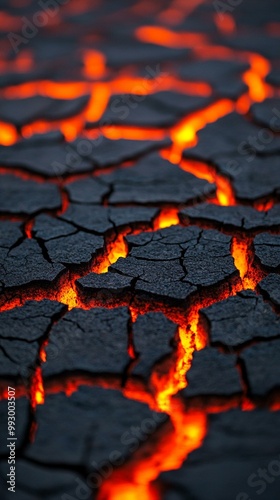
[1,1,280,500]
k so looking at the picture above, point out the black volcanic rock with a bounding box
[99,153,215,205]
[254,233,280,270]
[185,112,280,162]
[240,338,280,396]
[65,177,109,204]
[0,95,89,127]
[102,40,189,67]
[216,155,280,202]
[61,204,158,233]
[72,136,172,168]
[131,313,177,381]
[259,274,280,307]
[160,410,280,500]
[180,59,248,98]
[201,291,280,347]
[182,348,241,398]
[77,272,133,300]
[180,203,280,231]
[0,175,61,215]
[33,214,77,241]
[109,225,237,301]
[0,137,93,178]
[0,239,64,289]
[97,91,211,127]
[45,232,104,266]
[42,307,131,379]
[251,98,280,130]
[0,301,65,380]
[24,386,168,469]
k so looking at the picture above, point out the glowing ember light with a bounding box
[179,159,235,206]
[0,121,17,145]
[242,54,271,103]
[135,25,207,48]
[83,50,107,79]
[154,208,180,229]
[214,13,236,34]
[231,237,264,290]
[170,99,235,163]
[24,219,34,239]
[99,407,207,500]
[31,366,45,408]
[58,281,80,310]
[95,234,128,274]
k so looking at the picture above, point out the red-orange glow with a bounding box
[236,93,252,114]
[254,198,275,211]
[83,50,107,79]
[0,11,22,30]
[24,219,34,239]
[57,190,70,215]
[231,237,251,284]
[135,26,207,48]
[22,115,85,142]
[94,234,128,274]
[243,54,271,103]
[231,236,264,289]
[85,83,111,122]
[100,125,166,141]
[157,0,206,25]
[170,99,235,163]
[99,406,207,500]
[2,81,89,99]
[154,208,180,229]
[57,280,80,310]
[154,327,194,412]
[179,158,235,206]
[31,367,45,409]
[0,121,17,145]
[214,13,236,34]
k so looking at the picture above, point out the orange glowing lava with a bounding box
[135,25,207,48]
[179,158,235,206]
[83,50,107,80]
[0,121,17,145]
[242,53,271,104]
[231,236,264,289]
[154,208,180,229]
[170,99,235,163]
[94,233,128,274]
[31,367,45,408]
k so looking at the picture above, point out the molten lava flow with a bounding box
[98,406,207,500]
[213,12,236,34]
[31,366,44,409]
[154,208,180,229]
[0,121,17,145]
[179,158,235,206]
[24,219,34,239]
[83,50,107,80]
[170,99,235,163]
[94,233,128,274]
[254,198,275,211]
[231,236,264,290]
[85,83,111,122]
[100,125,166,141]
[135,25,207,47]
[157,0,207,25]
[243,54,271,103]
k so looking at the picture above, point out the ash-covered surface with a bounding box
[0,1,280,499]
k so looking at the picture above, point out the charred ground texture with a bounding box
[0,1,280,500]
